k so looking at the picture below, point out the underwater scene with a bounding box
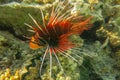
[0,0,120,80]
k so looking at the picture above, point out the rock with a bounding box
[0,2,55,38]
[23,0,55,4]
[0,0,22,4]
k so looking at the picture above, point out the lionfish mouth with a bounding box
[25,0,92,79]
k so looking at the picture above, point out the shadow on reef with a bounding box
[0,24,28,41]
[81,20,103,42]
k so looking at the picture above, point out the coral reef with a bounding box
[0,0,120,80]
[0,68,27,80]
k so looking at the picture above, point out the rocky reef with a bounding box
[0,0,120,80]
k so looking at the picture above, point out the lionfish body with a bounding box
[26,0,92,78]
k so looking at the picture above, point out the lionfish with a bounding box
[25,0,92,79]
